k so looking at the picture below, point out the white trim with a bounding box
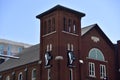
[38,60,42,64]
[0,54,19,59]
[62,31,79,36]
[88,48,105,61]
[47,45,49,52]
[71,44,73,51]
[67,43,70,51]
[49,44,52,51]
[42,31,56,37]
[86,57,108,63]
[55,56,63,60]
[91,36,100,43]
[69,68,73,80]
[48,69,51,80]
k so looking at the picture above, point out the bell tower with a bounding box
[36,5,85,80]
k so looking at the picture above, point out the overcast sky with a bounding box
[0,0,120,44]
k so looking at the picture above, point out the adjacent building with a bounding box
[0,39,32,63]
[0,5,119,80]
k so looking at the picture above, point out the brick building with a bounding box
[0,5,119,80]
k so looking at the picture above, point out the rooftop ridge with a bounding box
[0,39,32,48]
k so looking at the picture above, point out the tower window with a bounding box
[73,21,76,33]
[67,43,74,51]
[48,69,51,80]
[52,18,55,31]
[44,21,47,34]
[63,17,67,31]
[68,19,71,32]
[46,44,52,52]
[48,19,51,33]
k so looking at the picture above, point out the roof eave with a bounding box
[36,5,85,19]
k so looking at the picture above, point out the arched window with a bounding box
[6,76,10,80]
[88,48,105,61]
[73,20,76,33]
[18,72,23,80]
[32,68,36,80]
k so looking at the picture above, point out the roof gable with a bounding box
[81,24,114,48]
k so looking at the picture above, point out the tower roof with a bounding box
[36,5,85,19]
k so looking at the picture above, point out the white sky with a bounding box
[0,0,120,44]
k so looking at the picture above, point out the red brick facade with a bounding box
[0,5,119,80]
[81,26,116,80]
[37,5,85,80]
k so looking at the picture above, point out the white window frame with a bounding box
[48,69,51,80]
[89,62,95,77]
[18,72,23,80]
[69,68,73,80]
[100,64,106,79]
[32,68,36,80]
[6,75,10,80]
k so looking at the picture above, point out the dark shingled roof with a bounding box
[36,5,85,18]
[0,44,40,72]
[81,24,97,36]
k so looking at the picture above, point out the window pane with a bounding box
[89,62,95,77]
[0,44,4,54]
[88,48,105,61]
[100,65,106,78]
